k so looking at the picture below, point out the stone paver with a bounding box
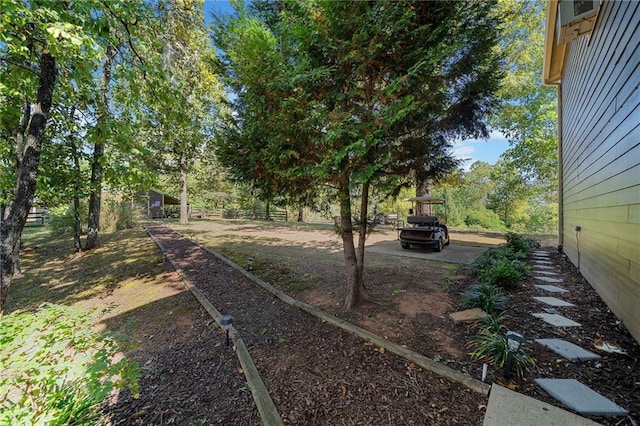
[449,308,487,324]
[533,264,555,270]
[483,384,601,426]
[534,270,560,276]
[533,296,575,307]
[533,260,554,265]
[535,379,629,417]
[535,339,601,361]
[535,276,564,283]
[532,313,581,327]
[532,250,550,256]
[535,284,569,293]
[531,254,551,259]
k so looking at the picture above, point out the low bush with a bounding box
[478,257,530,289]
[505,232,538,253]
[470,247,526,275]
[101,199,140,232]
[0,303,139,425]
[459,283,507,314]
[47,203,85,238]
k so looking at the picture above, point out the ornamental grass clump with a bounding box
[459,282,507,314]
[467,314,535,379]
[0,303,139,426]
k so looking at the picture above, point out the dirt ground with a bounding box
[164,218,639,425]
[10,219,638,425]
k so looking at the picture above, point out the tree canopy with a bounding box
[214,0,504,308]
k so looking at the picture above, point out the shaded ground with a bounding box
[10,220,638,424]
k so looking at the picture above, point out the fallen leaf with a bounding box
[341,385,347,396]
[237,367,244,374]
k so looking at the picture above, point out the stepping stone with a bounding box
[533,260,554,265]
[532,313,581,327]
[449,308,487,324]
[534,270,559,276]
[535,276,563,283]
[535,284,569,293]
[532,250,550,256]
[483,384,601,426]
[533,296,575,307]
[533,264,555,270]
[531,253,550,258]
[535,339,601,361]
[535,379,628,417]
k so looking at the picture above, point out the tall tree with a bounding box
[491,0,557,186]
[215,0,503,309]
[137,0,225,225]
[0,0,152,310]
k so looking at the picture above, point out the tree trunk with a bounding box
[179,149,189,225]
[356,182,370,291]
[416,177,434,215]
[297,206,303,222]
[86,45,115,250]
[339,175,364,310]
[265,200,271,220]
[85,141,104,249]
[1,53,56,311]
[68,111,83,252]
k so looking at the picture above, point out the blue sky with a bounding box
[453,131,511,169]
[203,0,510,168]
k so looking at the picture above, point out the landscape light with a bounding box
[247,257,254,271]
[503,331,526,379]
[220,315,234,346]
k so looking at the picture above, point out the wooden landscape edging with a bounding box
[145,228,285,426]
[192,239,492,396]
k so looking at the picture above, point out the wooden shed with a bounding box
[140,189,180,219]
[544,0,640,342]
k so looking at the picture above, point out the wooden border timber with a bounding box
[190,238,491,396]
[145,227,284,426]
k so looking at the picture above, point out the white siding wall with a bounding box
[560,0,640,342]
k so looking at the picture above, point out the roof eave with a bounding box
[543,0,566,86]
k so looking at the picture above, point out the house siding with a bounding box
[560,0,640,342]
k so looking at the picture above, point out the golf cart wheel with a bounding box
[434,239,443,252]
[401,242,411,249]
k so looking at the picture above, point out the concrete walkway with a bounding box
[484,385,600,426]
[366,240,488,264]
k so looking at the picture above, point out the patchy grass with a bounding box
[7,228,166,314]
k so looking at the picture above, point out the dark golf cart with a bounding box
[397,196,450,252]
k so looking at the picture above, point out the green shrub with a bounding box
[504,232,538,253]
[101,199,141,233]
[478,257,530,289]
[222,207,240,219]
[459,283,507,314]
[0,303,139,425]
[48,203,86,238]
[471,247,526,276]
[467,329,535,379]
[463,209,505,231]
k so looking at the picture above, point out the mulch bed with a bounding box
[109,224,639,425]
[447,248,640,425]
[113,224,487,425]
